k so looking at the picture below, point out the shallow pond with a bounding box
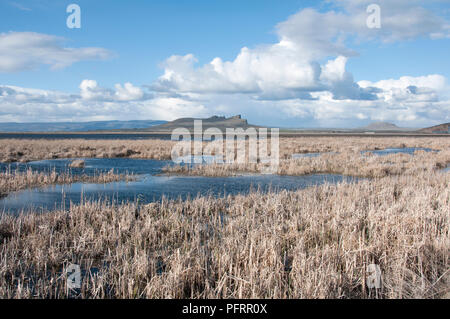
[0,158,171,176]
[361,147,435,156]
[291,152,336,159]
[0,173,358,214]
[291,147,436,159]
[0,133,173,140]
[0,158,359,214]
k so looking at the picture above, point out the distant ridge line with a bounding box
[0,120,167,132]
[418,122,450,134]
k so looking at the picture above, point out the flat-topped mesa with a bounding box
[228,115,248,125]
[146,114,257,132]
[208,115,226,121]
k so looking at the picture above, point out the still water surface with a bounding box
[0,158,358,214]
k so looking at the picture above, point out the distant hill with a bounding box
[358,121,404,131]
[145,115,260,132]
[418,123,450,134]
[0,120,167,132]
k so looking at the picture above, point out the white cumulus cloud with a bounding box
[0,32,112,72]
[154,1,449,102]
[0,81,208,122]
[1,0,449,128]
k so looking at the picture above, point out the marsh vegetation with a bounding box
[1,136,448,163]
[0,136,448,299]
[0,172,448,298]
[0,168,134,197]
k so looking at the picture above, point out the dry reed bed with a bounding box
[278,136,450,159]
[0,139,175,163]
[1,137,449,163]
[0,172,448,298]
[0,168,134,196]
[164,148,450,178]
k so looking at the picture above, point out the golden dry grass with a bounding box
[0,139,175,163]
[0,168,134,196]
[0,136,449,299]
[1,136,448,163]
[164,148,450,178]
[277,136,450,159]
[0,171,448,298]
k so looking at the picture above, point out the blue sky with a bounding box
[0,0,326,91]
[0,0,449,127]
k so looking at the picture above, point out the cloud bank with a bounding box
[0,32,112,72]
[0,0,449,127]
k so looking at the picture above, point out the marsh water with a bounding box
[0,147,443,214]
[291,147,435,159]
[0,158,357,214]
[361,147,434,155]
[0,133,173,140]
